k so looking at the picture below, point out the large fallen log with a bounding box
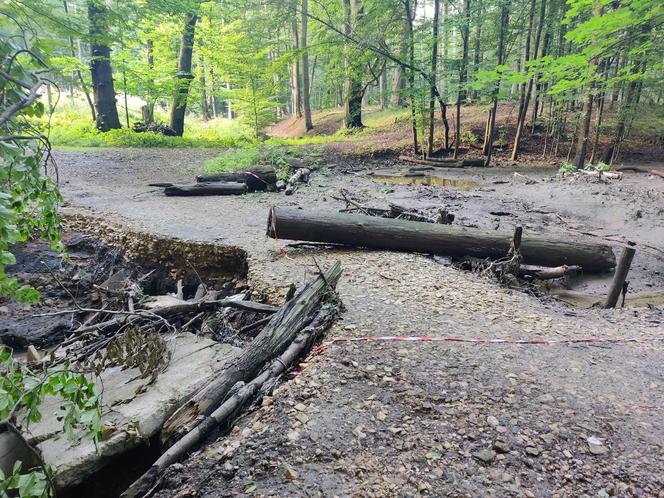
[196,165,277,191]
[164,182,247,196]
[616,166,664,179]
[122,304,338,498]
[399,155,485,168]
[159,261,342,444]
[267,207,616,272]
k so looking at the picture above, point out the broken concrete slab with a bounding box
[14,333,238,490]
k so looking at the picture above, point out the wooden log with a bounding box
[196,166,277,191]
[122,305,337,498]
[518,264,582,279]
[616,166,664,178]
[267,207,616,273]
[164,182,247,196]
[160,261,342,444]
[604,241,636,308]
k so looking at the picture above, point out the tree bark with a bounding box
[484,4,509,166]
[404,0,419,154]
[301,0,313,130]
[163,182,247,197]
[200,59,210,121]
[454,0,471,159]
[290,7,302,118]
[87,0,121,131]
[511,0,546,161]
[427,0,441,157]
[169,12,199,136]
[160,261,343,444]
[267,207,616,272]
[343,0,363,128]
[604,242,636,308]
[196,165,277,191]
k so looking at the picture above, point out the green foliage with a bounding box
[204,141,324,181]
[558,162,576,174]
[0,461,51,498]
[0,346,102,497]
[585,162,610,172]
[0,37,63,302]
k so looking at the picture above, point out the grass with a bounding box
[203,141,325,180]
[39,107,255,149]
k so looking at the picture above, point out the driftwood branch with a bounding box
[122,305,338,498]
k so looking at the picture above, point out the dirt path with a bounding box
[54,148,663,497]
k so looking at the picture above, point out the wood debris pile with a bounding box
[150,165,311,197]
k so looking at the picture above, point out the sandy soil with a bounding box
[53,147,664,497]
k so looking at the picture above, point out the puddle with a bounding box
[371,174,479,190]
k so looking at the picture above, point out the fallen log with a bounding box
[518,264,582,280]
[616,166,664,179]
[164,182,247,196]
[159,261,342,444]
[399,155,485,168]
[266,207,616,272]
[122,304,338,498]
[195,165,277,191]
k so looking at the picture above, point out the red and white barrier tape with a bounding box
[308,335,651,357]
[323,334,640,346]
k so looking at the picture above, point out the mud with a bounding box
[46,147,664,497]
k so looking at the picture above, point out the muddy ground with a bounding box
[47,147,664,497]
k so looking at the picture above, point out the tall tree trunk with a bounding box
[454,0,471,159]
[379,65,387,110]
[169,12,199,136]
[572,0,601,168]
[87,0,121,131]
[484,4,509,167]
[343,0,363,128]
[531,30,550,132]
[572,94,593,169]
[290,7,302,118]
[404,0,419,154]
[301,0,313,130]
[200,59,210,121]
[141,39,155,124]
[602,66,639,164]
[511,0,546,161]
[471,2,483,101]
[427,0,441,157]
[64,0,96,122]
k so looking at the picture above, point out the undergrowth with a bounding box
[203,141,324,179]
[35,109,255,148]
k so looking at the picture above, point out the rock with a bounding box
[287,430,300,441]
[536,393,555,404]
[26,345,42,364]
[525,446,541,457]
[283,467,298,481]
[294,403,307,412]
[473,449,496,464]
[486,416,499,427]
[376,410,387,421]
[353,426,367,439]
[493,439,510,454]
[587,436,609,455]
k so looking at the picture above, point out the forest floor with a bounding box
[52,146,664,497]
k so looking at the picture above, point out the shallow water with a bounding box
[370,174,480,190]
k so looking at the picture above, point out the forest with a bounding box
[1,0,663,497]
